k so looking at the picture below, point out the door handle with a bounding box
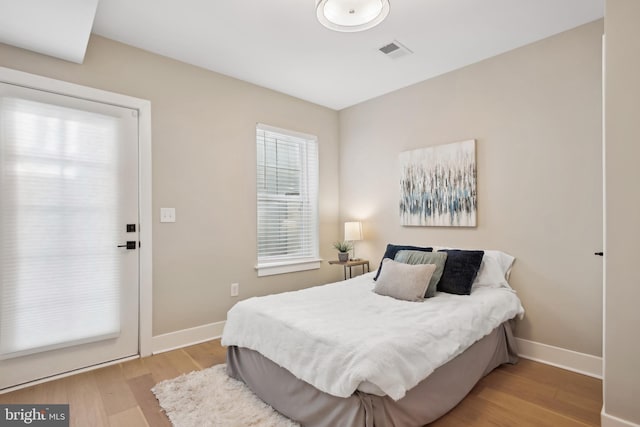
[118,241,137,250]
[594,252,604,256]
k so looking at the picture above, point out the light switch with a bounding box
[160,208,176,223]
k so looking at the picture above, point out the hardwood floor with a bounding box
[0,340,601,426]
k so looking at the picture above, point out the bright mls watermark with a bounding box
[0,405,68,426]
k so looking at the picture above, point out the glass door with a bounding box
[0,82,139,389]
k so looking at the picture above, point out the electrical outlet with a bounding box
[230,283,239,297]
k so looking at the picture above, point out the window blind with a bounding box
[256,125,318,265]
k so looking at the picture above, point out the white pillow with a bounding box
[483,250,515,280]
[472,251,515,290]
[374,258,436,302]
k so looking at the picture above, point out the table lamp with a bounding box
[344,221,363,260]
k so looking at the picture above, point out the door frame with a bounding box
[0,66,153,358]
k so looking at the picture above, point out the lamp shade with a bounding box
[316,0,390,33]
[344,221,363,241]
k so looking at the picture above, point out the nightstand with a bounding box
[328,259,370,280]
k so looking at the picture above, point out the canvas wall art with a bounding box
[399,140,477,227]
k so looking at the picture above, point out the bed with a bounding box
[221,249,524,427]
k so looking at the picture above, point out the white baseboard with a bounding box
[602,409,640,427]
[151,321,226,354]
[515,337,602,379]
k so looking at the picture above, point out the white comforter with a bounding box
[221,272,524,401]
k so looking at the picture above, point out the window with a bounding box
[256,124,319,276]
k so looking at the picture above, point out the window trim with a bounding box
[255,258,322,277]
[255,123,320,276]
[257,123,317,143]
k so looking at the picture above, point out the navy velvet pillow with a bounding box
[373,244,433,281]
[437,250,485,295]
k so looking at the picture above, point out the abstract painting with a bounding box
[399,140,477,227]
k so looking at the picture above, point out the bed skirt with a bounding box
[226,321,518,427]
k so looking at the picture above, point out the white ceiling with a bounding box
[0,0,98,63]
[1,0,604,110]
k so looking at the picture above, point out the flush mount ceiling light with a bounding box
[316,0,390,32]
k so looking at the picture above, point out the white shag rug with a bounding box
[152,364,300,427]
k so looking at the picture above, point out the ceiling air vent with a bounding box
[378,40,413,59]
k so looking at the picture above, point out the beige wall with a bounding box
[604,0,640,423]
[0,35,343,336]
[339,21,604,356]
[0,20,609,360]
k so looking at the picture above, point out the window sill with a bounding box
[256,258,322,277]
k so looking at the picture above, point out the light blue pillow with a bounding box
[394,250,448,298]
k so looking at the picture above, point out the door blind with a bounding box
[0,94,122,359]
